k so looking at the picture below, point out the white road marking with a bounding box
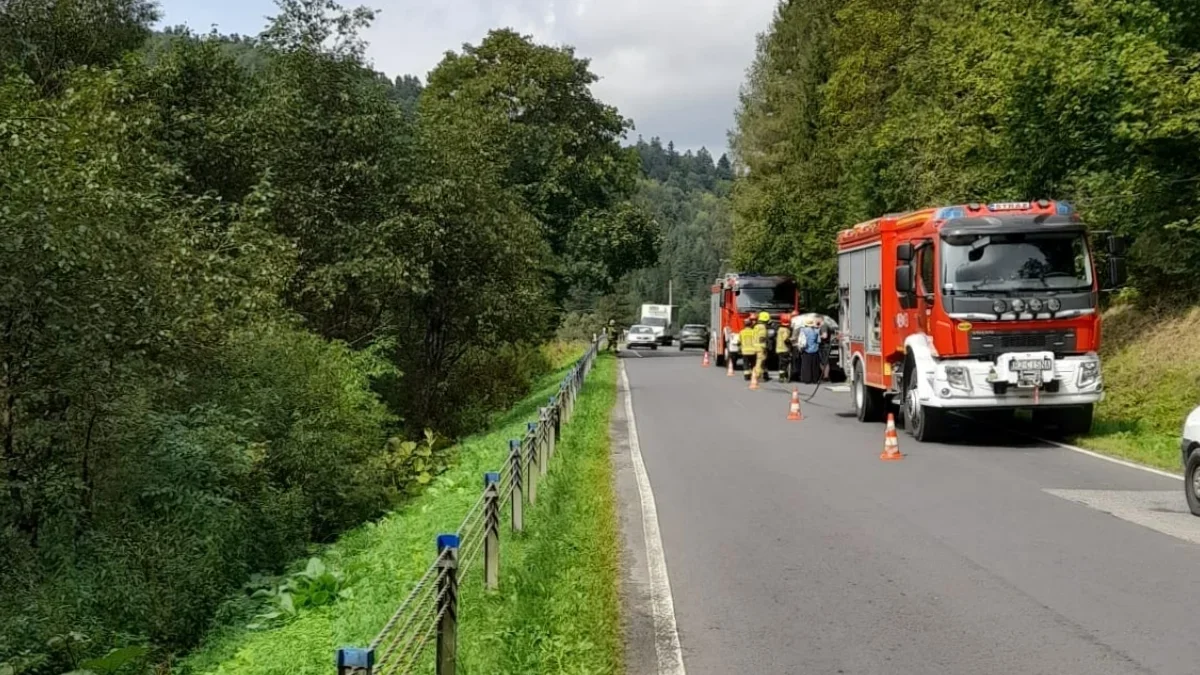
[1045,489,1200,545]
[950,411,1184,481]
[620,363,687,675]
[1037,437,1183,481]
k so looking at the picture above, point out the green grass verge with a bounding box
[453,354,621,675]
[1072,305,1200,473]
[180,354,621,675]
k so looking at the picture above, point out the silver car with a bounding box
[626,325,659,350]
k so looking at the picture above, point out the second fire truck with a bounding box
[709,273,801,369]
[836,200,1126,441]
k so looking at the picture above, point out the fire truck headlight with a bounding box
[1028,298,1044,312]
[1078,361,1100,387]
[992,299,1007,314]
[1047,298,1062,312]
[944,366,971,391]
[1011,298,1027,313]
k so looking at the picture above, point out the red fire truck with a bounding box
[836,200,1126,441]
[709,273,801,369]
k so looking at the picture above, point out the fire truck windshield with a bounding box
[736,285,796,310]
[940,232,1092,293]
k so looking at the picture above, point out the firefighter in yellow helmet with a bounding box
[753,311,771,382]
[738,313,757,381]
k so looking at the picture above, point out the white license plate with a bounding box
[1011,358,1052,371]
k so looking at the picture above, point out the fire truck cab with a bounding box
[710,273,801,369]
[836,200,1127,442]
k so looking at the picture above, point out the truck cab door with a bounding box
[914,242,936,333]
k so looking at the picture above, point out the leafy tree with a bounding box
[731,0,1200,304]
[423,29,658,300]
[0,0,158,92]
[621,138,733,327]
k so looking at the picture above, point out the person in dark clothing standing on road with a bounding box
[817,316,833,382]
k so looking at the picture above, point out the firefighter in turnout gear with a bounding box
[739,314,758,381]
[754,311,770,382]
[776,313,793,382]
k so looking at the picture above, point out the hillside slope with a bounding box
[1080,306,1200,471]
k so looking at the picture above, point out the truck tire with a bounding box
[903,361,942,442]
[853,360,884,423]
[1185,447,1200,517]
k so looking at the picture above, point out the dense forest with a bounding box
[732,0,1200,307]
[616,138,735,327]
[0,0,658,671]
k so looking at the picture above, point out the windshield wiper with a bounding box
[968,277,1015,293]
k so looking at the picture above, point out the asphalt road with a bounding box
[618,348,1200,675]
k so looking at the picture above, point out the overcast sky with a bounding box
[157,0,779,156]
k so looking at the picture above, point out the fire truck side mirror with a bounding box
[896,243,915,262]
[895,265,915,294]
[1107,233,1127,256]
[1107,256,1128,290]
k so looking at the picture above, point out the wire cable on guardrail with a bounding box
[337,337,604,675]
[375,581,449,674]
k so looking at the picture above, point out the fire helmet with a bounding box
[758,311,770,322]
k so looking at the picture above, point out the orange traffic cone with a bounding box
[702,351,711,367]
[726,357,735,377]
[880,413,904,461]
[749,367,760,390]
[787,388,803,421]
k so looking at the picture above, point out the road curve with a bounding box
[620,349,1200,675]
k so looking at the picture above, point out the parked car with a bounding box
[625,325,659,350]
[678,324,709,351]
[1183,404,1200,516]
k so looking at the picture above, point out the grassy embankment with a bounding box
[180,353,621,675]
[1077,305,1200,472]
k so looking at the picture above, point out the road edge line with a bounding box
[946,410,1183,481]
[620,362,687,675]
[1037,436,1183,481]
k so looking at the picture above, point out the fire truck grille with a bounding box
[969,330,1077,356]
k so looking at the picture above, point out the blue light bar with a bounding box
[1055,201,1075,215]
[935,206,966,220]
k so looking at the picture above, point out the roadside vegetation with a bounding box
[1081,307,1200,471]
[730,0,1200,306]
[0,0,656,671]
[178,355,620,675]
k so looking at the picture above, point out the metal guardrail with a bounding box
[335,331,609,675]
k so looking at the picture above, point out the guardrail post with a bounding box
[483,473,500,591]
[436,534,459,675]
[525,423,538,504]
[508,440,523,533]
[550,396,560,457]
[537,408,550,475]
[336,647,374,675]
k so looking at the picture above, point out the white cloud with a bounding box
[158,0,778,155]
[362,0,779,155]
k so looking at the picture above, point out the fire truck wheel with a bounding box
[853,360,884,423]
[903,359,942,442]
